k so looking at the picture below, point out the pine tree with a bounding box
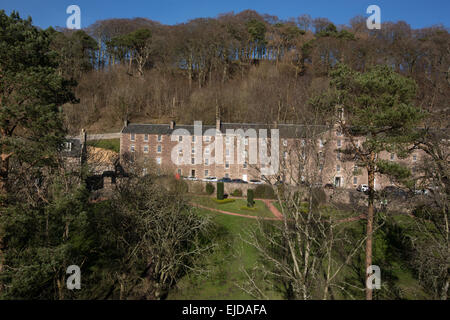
[312,63,425,299]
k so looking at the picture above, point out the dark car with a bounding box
[231,179,248,184]
[381,186,407,199]
[324,183,335,189]
[218,177,232,183]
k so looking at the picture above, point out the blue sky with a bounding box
[0,0,448,29]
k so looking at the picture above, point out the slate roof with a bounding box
[121,122,330,139]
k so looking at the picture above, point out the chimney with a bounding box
[170,120,175,129]
[216,118,221,131]
[124,119,129,127]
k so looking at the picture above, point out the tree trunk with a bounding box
[365,162,375,300]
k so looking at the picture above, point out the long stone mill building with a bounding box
[119,116,427,190]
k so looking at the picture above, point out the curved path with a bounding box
[191,203,282,221]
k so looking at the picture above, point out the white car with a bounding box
[249,179,264,185]
[357,184,369,192]
[184,176,198,181]
[202,177,218,182]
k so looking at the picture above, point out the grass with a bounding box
[191,196,275,218]
[167,207,282,300]
[87,139,120,153]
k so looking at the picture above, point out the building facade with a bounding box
[120,119,426,190]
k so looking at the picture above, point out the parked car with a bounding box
[231,179,248,184]
[218,177,232,183]
[381,186,407,199]
[357,184,369,192]
[202,176,218,182]
[184,176,198,181]
[324,183,335,189]
[249,179,264,185]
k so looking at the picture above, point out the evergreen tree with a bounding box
[312,63,425,299]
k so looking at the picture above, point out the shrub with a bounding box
[217,182,224,200]
[205,183,215,195]
[247,189,255,207]
[231,189,243,197]
[311,188,327,209]
[254,185,276,199]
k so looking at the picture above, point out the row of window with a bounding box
[130,144,162,153]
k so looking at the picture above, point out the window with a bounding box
[143,168,147,176]
[412,154,417,161]
[204,136,211,142]
[353,164,358,173]
[204,169,209,177]
[205,158,209,166]
[301,140,306,147]
[144,134,149,142]
[224,173,229,178]
[205,147,210,155]
[337,151,341,160]
[319,164,323,171]
[283,151,288,159]
[336,129,342,136]
[225,161,230,169]
[226,136,231,144]
[336,164,341,172]
[130,133,135,141]
[191,147,195,154]
[243,162,248,168]
[192,135,196,142]
[177,168,182,175]
[191,158,195,165]
[156,157,161,165]
[282,139,287,146]
[157,135,162,142]
[226,149,230,156]
[319,139,324,147]
[337,139,342,148]
[244,138,249,146]
[353,177,358,185]
[390,153,395,161]
[143,145,149,153]
[130,145,135,152]
[157,145,162,153]
[178,135,183,142]
[178,147,183,156]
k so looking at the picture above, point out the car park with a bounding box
[231,179,248,184]
[357,184,369,192]
[202,176,218,182]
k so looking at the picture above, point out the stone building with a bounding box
[119,119,426,190]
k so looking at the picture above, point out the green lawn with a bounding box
[87,138,120,153]
[167,207,282,300]
[191,196,275,218]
